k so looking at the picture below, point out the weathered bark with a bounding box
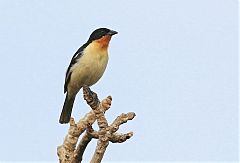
[57,86,136,163]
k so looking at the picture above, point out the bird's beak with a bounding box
[108,30,118,36]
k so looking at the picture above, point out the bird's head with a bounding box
[87,28,118,49]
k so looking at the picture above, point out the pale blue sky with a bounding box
[0,0,238,162]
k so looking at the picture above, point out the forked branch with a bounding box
[57,86,136,163]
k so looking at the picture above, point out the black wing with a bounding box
[64,43,89,93]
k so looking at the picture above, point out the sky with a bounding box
[0,0,238,162]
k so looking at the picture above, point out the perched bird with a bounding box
[59,28,118,124]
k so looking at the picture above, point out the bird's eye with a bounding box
[98,33,105,38]
[100,31,105,36]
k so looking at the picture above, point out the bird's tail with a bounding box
[59,94,75,124]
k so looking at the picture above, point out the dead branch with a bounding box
[57,86,136,163]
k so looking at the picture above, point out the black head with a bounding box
[88,28,118,43]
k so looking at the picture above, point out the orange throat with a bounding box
[96,35,112,49]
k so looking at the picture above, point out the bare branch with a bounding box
[109,112,136,133]
[110,132,134,143]
[57,86,136,163]
[73,132,92,162]
[57,96,111,162]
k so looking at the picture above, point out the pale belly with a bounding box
[68,51,108,96]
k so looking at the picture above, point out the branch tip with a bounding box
[69,117,75,126]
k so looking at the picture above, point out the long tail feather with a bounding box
[59,94,75,124]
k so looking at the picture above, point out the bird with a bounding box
[59,28,118,124]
